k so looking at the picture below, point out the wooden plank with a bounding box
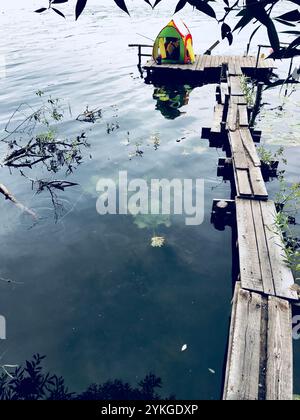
[236,169,253,198]
[205,55,213,68]
[260,201,298,300]
[229,76,244,96]
[238,105,249,127]
[239,129,261,167]
[229,131,248,169]
[223,282,240,400]
[236,198,263,292]
[194,55,201,70]
[143,59,155,68]
[197,55,206,71]
[251,200,275,295]
[224,286,262,400]
[211,103,223,133]
[227,103,238,132]
[221,82,229,104]
[249,166,268,199]
[231,96,248,105]
[235,61,243,76]
[228,58,236,76]
[266,297,293,400]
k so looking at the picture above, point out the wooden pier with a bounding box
[143,54,276,82]
[135,47,297,400]
[202,66,298,400]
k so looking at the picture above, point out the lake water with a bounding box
[0,0,299,399]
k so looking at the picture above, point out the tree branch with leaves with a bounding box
[35,0,300,59]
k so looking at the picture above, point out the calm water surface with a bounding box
[0,0,299,399]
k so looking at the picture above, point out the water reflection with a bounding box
[0,354,172,400]
[153,84,195,119]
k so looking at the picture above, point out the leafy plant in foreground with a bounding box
[0,354,171,400]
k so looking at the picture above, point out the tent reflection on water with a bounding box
[153,84,194,119]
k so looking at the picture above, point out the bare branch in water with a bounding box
[20,172,79,222]
[0,183,37,219]
[76,106,102,123]
[0,94,90,222]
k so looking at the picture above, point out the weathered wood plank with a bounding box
[211,103,223,133]
[236,169,253,198]
[231,96,248,105]
[251,200,275,295]
[235,61,243,76]
[229,131,249,169]
[227,103,238,131]
[228,59,236,76]
[260,201,297,300]
[229,76,244,96]
[223,282,240,400]
[238,105,249,127]
[224,286,262,400]
[236,198,263,292]
[239,129,261,167]
[249,166,268,199]
[266,297,293,400]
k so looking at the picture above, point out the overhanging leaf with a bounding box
[35,8,47,13]
[114,0,130,15]
[175,0,188,13]
[275,18,296,27]
[52,7,66,18]
[276,9,300,22]
[188,0,216,19]
[75,0,87,20]
[153,0,163,7]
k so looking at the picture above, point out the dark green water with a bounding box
[0,0,299,399]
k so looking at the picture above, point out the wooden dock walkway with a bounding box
[224,283,293,400]
[136,46,296,400]
[201,66,298,399]
[143,54,276,81]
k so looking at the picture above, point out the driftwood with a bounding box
[76,106,102,123]
[0,183,37,219]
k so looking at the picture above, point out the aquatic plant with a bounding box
[151,236,165,248]
[239,75,254,107]
[0,92,90,221]
[273,179,300,282]
[76,106,102,123]
[133,213,171,230]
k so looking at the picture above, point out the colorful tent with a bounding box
[152,19,195,65]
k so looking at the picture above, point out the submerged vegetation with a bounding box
[0,92,90,221]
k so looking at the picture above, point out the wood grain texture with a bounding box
[266,297,293,400]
